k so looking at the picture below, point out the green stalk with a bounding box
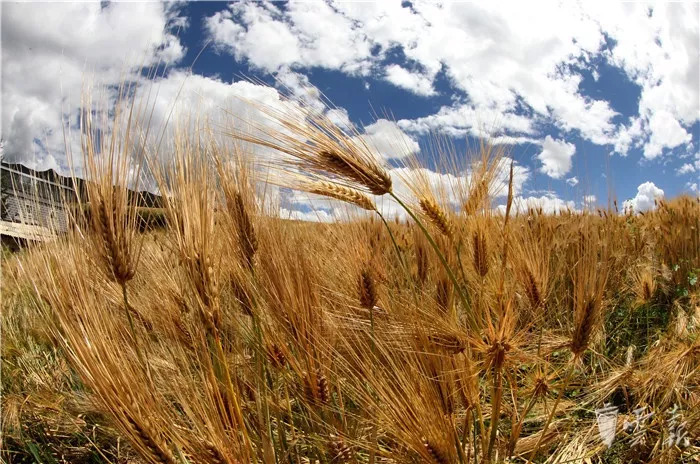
[507,392,538,458]
[252,311,276,464]
[455,238,470,293]
[454,414,467,464]
[274,387,290,464]
[486,364,503,462]
[474,394,487,463]
[377,210,423,305]
[473,413,480,464]
[389,193,478,331]
[283,383,301,464]
[244,267,276,464]
[462,408,472,463]
[525,361,575,463]
[377,211,408,273]
[375,210,423,322]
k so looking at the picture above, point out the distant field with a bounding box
[1,105,698,464]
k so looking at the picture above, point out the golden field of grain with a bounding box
[1,91,698,464]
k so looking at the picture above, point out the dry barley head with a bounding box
[358,267,378,310]
[328,434,353,463]
[472,229,489,277]
[570,230,609,358]
[422,436,450,464]
[310,180,377,211]
[318,149,392,196]
[419,197,454,240]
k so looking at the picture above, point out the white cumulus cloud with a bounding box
[279,207,337,223]
[622,181,665,213]
[205,2,373,74]
[1,2,186,173]
[498,193,577,215]
[384,65,436,97]
[537,136,576,179]
[643,110,692,159]
[677,163,696,175]
[590,3,699,158]
[354,119,420,160]
[204,1,699,164]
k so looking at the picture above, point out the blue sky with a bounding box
[2,1,698,216]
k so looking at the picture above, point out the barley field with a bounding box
[1,92,699,464]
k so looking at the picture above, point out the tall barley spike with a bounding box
[419,197,453,240]
[125,415,178,464]
[473,229,489,277]
[230,191,258,271]
[524,267,543,310]
[358,268,378,309]
[415,235,429,285]
[95,191,137,285]
[328,434,353,463]
[422,437,450,464]
[310,181,377,211]
[316,149,393,196]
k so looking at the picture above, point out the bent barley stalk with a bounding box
[390,192,479,331]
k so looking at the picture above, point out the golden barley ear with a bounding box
[531,367,551,399]
[422,437,450,464]
[472,229,489,277]
[318,150,370,187]
[317,149,392,196]
[358,267,378,310]
[123,413,178,464]
[317,369,330,404]
[435,275,452,314]
[81,86,144,287]
[419,197,453,240]
[265,342,287,369]
[214,150,259,272]
[571,299,597,356]
[570,230,609,358]
[302,366,330,406]
[227,97,393,196]
[309,181,377,211]
[230,190,258,271]
[414,231,430,285]
[464,177,489,216]
[195,438,236,464]
[427,330,467,355]
[524,267,543,310]
[327,434,353,463]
